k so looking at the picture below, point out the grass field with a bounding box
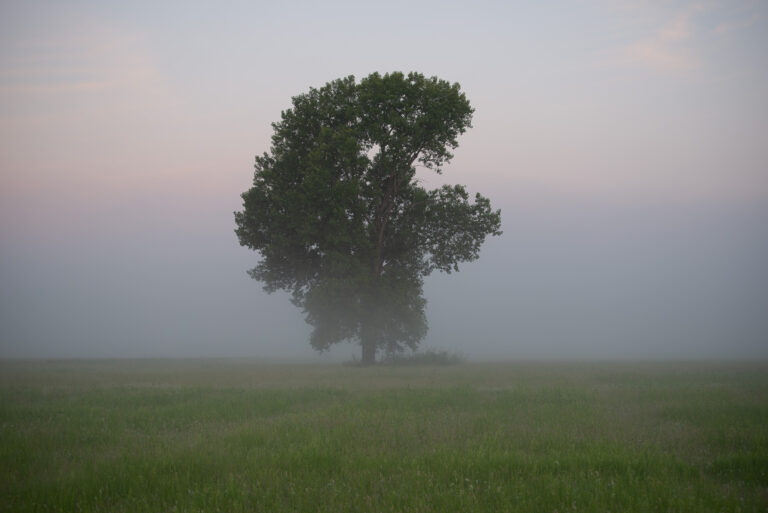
[1,359,766,512]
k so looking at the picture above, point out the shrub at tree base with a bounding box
[235,72,501,364]
[382,349,467,366]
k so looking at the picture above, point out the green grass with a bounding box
[1,360,767,512]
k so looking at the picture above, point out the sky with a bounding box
[1,0,766,360]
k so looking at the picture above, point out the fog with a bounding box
[1,0,767,360]
[1,183,765,360]
[425,193,768,360]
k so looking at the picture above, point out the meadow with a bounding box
[1,359,766,512]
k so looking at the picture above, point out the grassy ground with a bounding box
[1,359,766,512]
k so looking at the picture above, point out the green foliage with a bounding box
[234,72,501,362]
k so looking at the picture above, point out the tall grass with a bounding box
[1,360,766,512]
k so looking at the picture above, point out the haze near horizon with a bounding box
[1,0,766,360]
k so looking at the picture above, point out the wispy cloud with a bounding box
[0,28,165,100]
[712,11,759,35]
[619,1,763,72]
[624,8,700,72]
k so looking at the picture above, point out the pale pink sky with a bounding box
[1,0,766,358]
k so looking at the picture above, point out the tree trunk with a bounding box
[361,338,376,366]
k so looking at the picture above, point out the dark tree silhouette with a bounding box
[235,72,501,364]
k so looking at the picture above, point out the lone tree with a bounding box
[235,72,501,364]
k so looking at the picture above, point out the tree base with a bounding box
[361,342,376,366]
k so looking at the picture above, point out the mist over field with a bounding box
[1,190,765,360]
[1,0,767,361]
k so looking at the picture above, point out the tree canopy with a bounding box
[235,72,501,364]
